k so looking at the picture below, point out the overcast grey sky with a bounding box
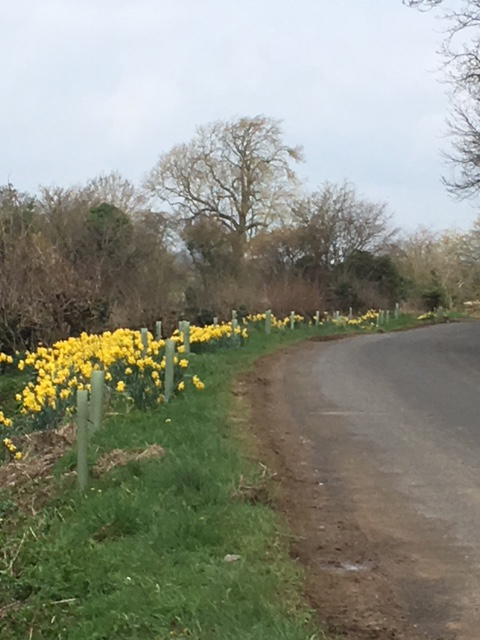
[1,0,476,230]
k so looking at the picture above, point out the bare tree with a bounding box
[403,1,443,8]
[292,182,395,274]
[85,171,148,215]
[406,0,480,198]
[144,115,303,266]
[398,227,473,307]
[0,177,181,349]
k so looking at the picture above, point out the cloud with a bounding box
[0,0,474,229]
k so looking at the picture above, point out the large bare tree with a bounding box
[144,115,303,265]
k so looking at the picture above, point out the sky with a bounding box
[1,0,476,231]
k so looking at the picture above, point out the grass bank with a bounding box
[0,316,443,639]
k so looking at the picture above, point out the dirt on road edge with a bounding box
[237,342,445,640]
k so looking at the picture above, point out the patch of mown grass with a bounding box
[0,317,423,639]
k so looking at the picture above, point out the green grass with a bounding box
[0,328,324,640]
[0,316,437,639]
[0,369,27,416]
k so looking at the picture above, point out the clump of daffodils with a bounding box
[0,325,217,459]
[321,309,380,328]
[0,409,21,461]
[284,314,305,326]
[345,310,380,327]
[0,353,14,366]
[417,311,435,321]
[192,375,206,391]
[2,437,22,460]
[246,313,299,329]
[175,321,248,353]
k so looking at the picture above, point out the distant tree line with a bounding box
[1,114,477,351]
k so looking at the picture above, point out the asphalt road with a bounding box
[282,322,480,638]
[316,322,480,545]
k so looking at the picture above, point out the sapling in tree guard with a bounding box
[183,321,191,355]
[155,321,162,341]
[76,389,89,492]
[141,328,148,355]
[164,339,175,402]
[90,370,105,434]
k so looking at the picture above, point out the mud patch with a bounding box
[316,560,375,574]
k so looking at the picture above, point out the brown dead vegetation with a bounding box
[0,425,164,517]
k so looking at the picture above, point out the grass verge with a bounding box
[0,316,445,639]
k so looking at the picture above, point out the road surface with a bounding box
[251,322,480,639]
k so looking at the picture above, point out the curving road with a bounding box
[264,321,480,639]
